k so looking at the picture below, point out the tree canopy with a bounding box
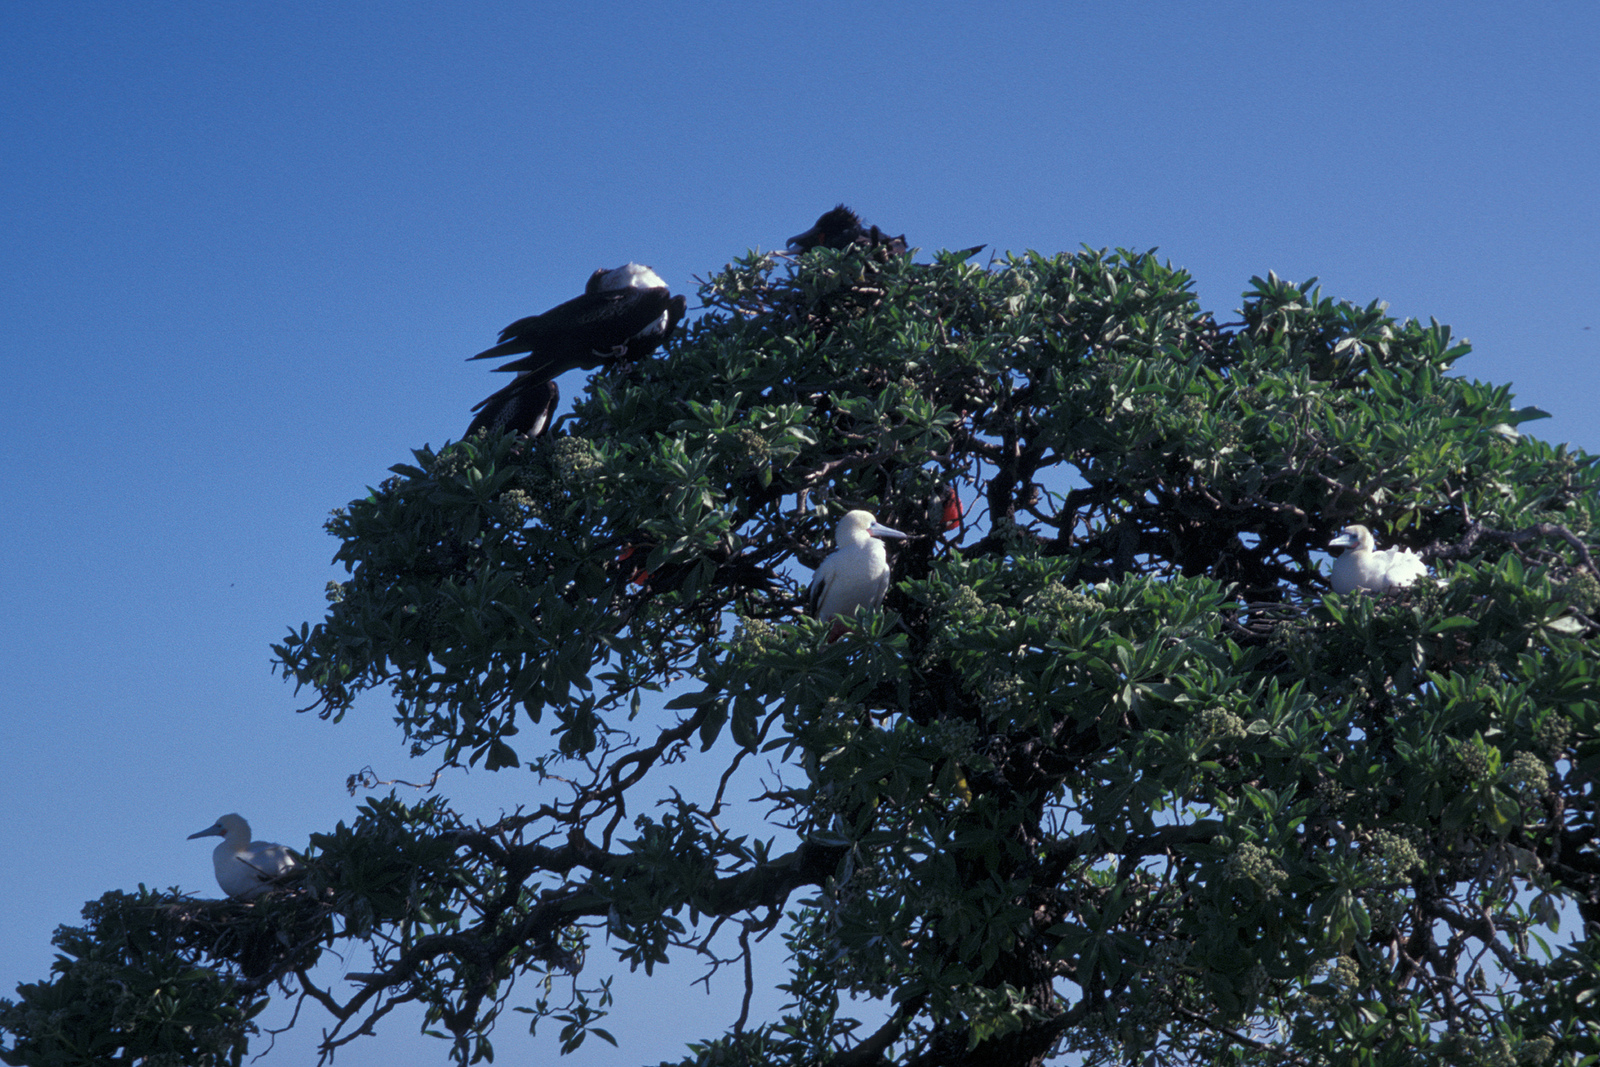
[5,242,1600,1067]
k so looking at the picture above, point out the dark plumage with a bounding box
[788,204,907,255]
[466,375,559,439]
[470,263,688,386]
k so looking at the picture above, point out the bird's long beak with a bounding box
[787,227,820,250]
[870,522,910,540]
[188,824,224,840]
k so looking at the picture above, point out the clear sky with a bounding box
[2,3,1596,1064]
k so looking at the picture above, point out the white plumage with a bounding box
[188,813,297,899]
[1328,524,1428,595]
[808,510,910,624]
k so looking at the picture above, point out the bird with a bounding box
[1328,524,1428,595]
[808,510,911,637]
[188,813,298,899]
[932,486,963,534]
[466,375,559,439]
[470,263,688,388]
[788,205,907,256]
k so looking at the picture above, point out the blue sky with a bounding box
[2,3,1596,1064]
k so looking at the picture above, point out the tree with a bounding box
[5,243,1600,1067]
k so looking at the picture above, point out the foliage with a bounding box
[0,888,269,1067]
[7,243,1600,1066]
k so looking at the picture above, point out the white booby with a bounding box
[466,375,559,439]
[808,510,910,633]
[188,813,297,900]
[470,263,688,386]
[788,205,907,256]
[1328,524,1428,595]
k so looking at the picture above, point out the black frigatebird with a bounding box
[471,263,688,386]
[465,375,559,439]
[788,205,908,256]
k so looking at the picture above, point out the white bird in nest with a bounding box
[1328,524,1428,595]
[809,510,910,639]
[188,813,298,899]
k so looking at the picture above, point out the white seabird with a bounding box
[188,813,298,899]
[1328,524,1428,595]
[808,510,910,633]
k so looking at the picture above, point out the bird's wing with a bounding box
[1379,549,1428,588]
[807,557,835,618]
[663,293,688,339]
[241,842,297,879]
[485,290,676,378]
[469,306,573,362]
[559,286,673,332]
[467,377,559,438]
[471,288,673,362]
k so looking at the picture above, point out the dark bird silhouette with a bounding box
[788,205,907,255]
[466,375,559,439]
[470,263,688,386]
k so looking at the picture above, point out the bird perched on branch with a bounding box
[466,375,559,439]
[188,813,298,899]
[466,263,686,436]
[809,510,910,639]
[788,205,907,256]
[1328,524,1428,594]
[932,486,964,534]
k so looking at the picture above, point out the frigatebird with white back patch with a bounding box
[470,263,687,387]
